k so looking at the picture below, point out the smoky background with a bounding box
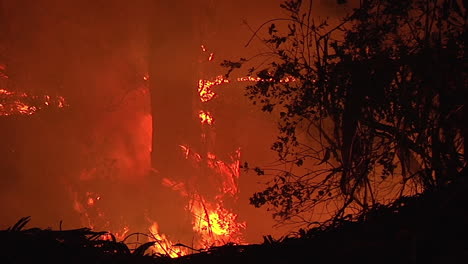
[0,0,350,244]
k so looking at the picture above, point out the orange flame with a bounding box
[169,145,245,247]
[208,53,214,61]
[0,88,67,116]
[148,222,188,257]
[190,195,246,246]
[198,110,214,125]
[162,177,189,197]
[206,149,241,196]
[197,75,230,102]
[197,75,294,104]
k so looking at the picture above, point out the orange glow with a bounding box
[148,222,188,258]
[160,143,246,248]
[197,75,229,102]
[162,177,189,197]
[87,197,95,206]
[69,44,279,257]
[0,88,67,116]
[100,233,113,241]
[114,226,130,241]
[198,110,214,125]
[207,149,241,196]
[179,144,202,163]
[190,196,246,246]
[161,175,244,241]
[236,76,296,83]
[197,74,294,103]
[178,146,245,245]
[0,64,8,79]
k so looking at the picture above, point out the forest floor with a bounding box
[1,174,467,264]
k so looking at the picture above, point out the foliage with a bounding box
[225,0,467,225]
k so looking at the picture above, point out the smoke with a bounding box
[0,0,152,230]
[0,0,344,244]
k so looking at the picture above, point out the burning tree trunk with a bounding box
[147,1,247,247]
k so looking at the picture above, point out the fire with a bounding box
[168,145,245,247]
[197,75,229,102]
[198,110,214,125]
[207,149,241,196]
[71,44,265,258]
[236,76,296,83]
[208,53,214,61]
[0,64,67,116]
[197,75,294,103]
[148,222,187,257]
[114,226,130,241]
[190,196,246,245]
[178,145,202,163]
[162,177,189,197]
[0,88,67,116]
[161,176,246,247]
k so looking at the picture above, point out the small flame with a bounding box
[236,76,296,83]
[197,74,294,104]
[114,226,130,241]
[198,110,214,125]
[87,197,95,206]
[197,75,230,102]
[0,88,67,116]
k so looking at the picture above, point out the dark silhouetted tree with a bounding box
[225,0,467,225]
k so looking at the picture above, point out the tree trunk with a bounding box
[149,0,200,178]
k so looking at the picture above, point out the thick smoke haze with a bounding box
[0,0,350,244]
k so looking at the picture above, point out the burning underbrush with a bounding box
[2,174,467,264]
[0,64,67,116]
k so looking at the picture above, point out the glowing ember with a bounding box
[208,53,214,61]
[0,88,67,116]
[87,197,95,206]
[198,110,214,125]
[0,64,8,79]
[197,75,294,103]
[179,144,202,163]
[236,76,296,83]
[197,75,229,102]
